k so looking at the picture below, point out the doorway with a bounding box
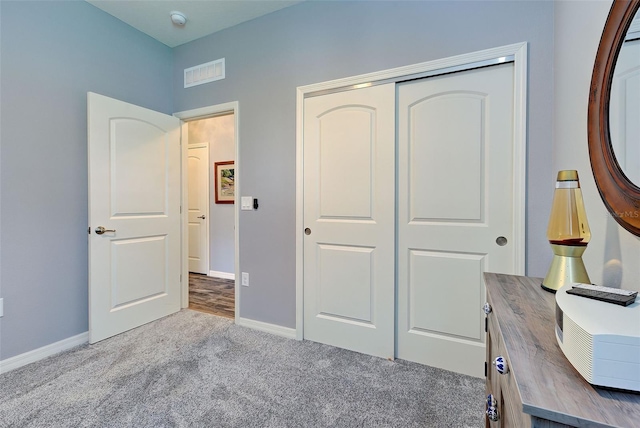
[175,103,240,321]
[185,113,236,318]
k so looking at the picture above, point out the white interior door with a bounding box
[88,92,181,343]
[396,63,516,377]
[303,84,395,359]
[187,144,209,274]
[610,37,640,185]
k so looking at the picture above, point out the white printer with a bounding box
[555,284,640,392]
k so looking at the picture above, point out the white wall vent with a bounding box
[184,58,225,88]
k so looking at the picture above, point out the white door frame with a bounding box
[295,42,528,340]
[174,102,240,323]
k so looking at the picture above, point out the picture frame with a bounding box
[214,161,235,204]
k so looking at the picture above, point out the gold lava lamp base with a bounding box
[541,244,590,293]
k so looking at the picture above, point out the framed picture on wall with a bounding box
[214,161,235,204]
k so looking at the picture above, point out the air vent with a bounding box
[184,58,225,88]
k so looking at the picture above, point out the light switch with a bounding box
[241,196,253,210]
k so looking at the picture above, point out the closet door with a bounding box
[396,63,515,377]
[303,84,395,359]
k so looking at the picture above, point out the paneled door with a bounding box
[396,63,515,377]
[303,84,395,359]
[187,144,209,274]
[88,92,181,343]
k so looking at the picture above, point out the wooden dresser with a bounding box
[484,273,640,428]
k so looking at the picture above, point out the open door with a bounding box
[88,92,181,343]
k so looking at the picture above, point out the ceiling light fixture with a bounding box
[170,11,187,26]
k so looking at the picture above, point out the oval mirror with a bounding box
[588,0,640,236]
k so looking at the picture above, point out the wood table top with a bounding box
[484,273,640,428]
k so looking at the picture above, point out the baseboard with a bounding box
[208,270,235,280]
[236,317,297,340]
[0,332,89,375]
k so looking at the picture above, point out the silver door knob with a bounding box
[496,236,508,246]
[304,228,311,235]
[197,215,206,219]
[95,226,116,235]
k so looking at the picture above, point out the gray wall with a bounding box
[0,1,173,360]
[173,1,555,328]
[187,115,236,275]
[554,0,640,292]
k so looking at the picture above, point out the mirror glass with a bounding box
[610,10,640,186]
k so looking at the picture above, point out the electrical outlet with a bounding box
[0,298,3,317]
[242,272,249,286]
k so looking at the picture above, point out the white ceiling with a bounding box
[86,1,304,48]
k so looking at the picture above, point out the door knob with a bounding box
[496,236,508,246]
[95,226,116,235]
[197,215,206,219]
[304,228,311,235]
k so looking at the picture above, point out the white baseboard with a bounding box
[236,317,297,340]
[208,270,235,280]
[0,332,89,374]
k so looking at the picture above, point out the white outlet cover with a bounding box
[241,196,253,210]
[241,272,249,286]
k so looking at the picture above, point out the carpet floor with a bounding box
[0,310,484,427]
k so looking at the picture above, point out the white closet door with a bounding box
[303,84,395,359]
[396,63,516,377]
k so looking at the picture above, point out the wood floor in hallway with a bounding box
[189,273,235,319]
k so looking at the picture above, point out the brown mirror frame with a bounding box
[588,0,640,236]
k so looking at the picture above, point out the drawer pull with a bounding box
[493,356,509,374]
[486,394,500,421]
[483,302,492,315]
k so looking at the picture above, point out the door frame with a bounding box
[174,102,240,323]
[295,42,528,340]
[187,142,210,275]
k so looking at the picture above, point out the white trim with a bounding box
[174,102,240,325]
[180,121,189,309]
[512,43,528,276]
[295,42,528,340]
[208,270,235,280]
[236,317,297,340]
[0,332,88,374]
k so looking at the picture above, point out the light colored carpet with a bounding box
[0,310,484,427]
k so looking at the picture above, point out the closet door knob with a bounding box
[304,228,311,235]
[197,215,206,219]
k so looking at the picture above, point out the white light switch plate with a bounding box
[241,196,253,210]
[242,272,249,286]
